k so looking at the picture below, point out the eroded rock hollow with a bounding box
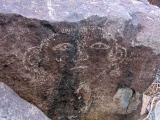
[0,12,160,120]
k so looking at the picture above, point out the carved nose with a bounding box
[77,52,89,62]
[72,51,89,62]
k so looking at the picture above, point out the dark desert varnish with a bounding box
[148,0,160,7]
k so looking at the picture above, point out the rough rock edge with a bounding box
[0,82,50,120]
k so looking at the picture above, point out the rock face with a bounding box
[0,0,160,22]
[0,82,50,120]
[0,0,160,120]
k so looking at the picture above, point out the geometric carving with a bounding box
[90,42,110,50]
[52,43,73,51]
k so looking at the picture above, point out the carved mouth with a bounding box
[70,66,88,70]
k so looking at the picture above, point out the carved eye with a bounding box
[90,42,110,50]
[52,43,73,51]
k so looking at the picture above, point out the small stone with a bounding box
[114,87,133,109]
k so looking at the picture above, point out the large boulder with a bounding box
[0,82,50,120]
[0,0,159,21]
[0,0,160,120]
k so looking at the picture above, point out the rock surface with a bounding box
[0,0,160,120]
[154,101,160,120]
[148,0,160,7]
[0,82,50,120]
[0,0,159,21]
[140,69,160,120]
[0,117,6,120]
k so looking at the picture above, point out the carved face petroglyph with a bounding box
[22,22,159,119]
[23,25,129,117]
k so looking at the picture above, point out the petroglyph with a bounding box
[23,46,40,68]
[52,43,73,51]
[90,42,110,50]
[57,26,105,34]
[70,66,88,70]
[107,43,127,62]
[109,63,122,77]
[18,19,159,120]
[60,28,76,33]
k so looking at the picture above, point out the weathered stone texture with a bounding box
[0,12,160,120]
[0,82,50,120]
[0,0,159,22]
[0,1,160,120]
